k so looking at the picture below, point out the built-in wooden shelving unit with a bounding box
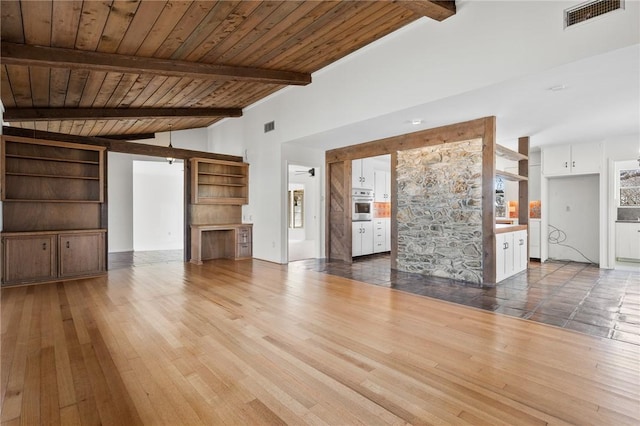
[1,135,107,286]
[190,158,249,205]
[188,157,251,262]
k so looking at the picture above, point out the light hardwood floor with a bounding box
[2,259,639,425]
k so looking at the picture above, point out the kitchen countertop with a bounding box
[495,223,528,234]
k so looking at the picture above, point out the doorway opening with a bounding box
[107,153,184,269]
[287,164,320,262]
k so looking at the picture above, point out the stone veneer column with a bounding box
[396,138,484,283]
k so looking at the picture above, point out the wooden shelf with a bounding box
[198,182,246,187]
[3,199,104,204]
[2,136,104,203]
[6,172,100,180]
[6,153,100,165]
[198,171,245,178]
[195,197,248,205]
[496,169,528,182]
[496,145,528,162]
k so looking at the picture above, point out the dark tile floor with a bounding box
[108,249,184,270]
[290,254,640,346]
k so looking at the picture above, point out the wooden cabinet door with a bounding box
[2,235,57,285]
[58,232,105,278]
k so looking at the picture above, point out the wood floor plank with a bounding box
[1,259,639,425]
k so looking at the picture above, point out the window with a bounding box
[619,169,640,206]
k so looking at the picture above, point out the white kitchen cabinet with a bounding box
[529,219,541,259]
[352,158,375,189]
[542,142,601,176]
[616,222,640,262]
[385,218,391,252]
[373,218,391,253]
[496,229,528,282]
[352,221,374,257]
[374,171,391,202]
[514,230,528,272]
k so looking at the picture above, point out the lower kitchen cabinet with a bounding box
[529,219,541,259]
[616,222,640,262]
[373,218,391,253]
[353,221,374,257]
[496,229,528,282]
[2,230,106,286]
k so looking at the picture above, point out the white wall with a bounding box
[133,161,184,251]
[107,126,208,253]
[548,175,600,263]
[208,1,639,263]
[108,152,134,252]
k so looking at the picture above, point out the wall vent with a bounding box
[565,0,624,28]
[264,121,275,133]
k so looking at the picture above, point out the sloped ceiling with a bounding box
[0,0,455,137]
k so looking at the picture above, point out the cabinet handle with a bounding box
[42,242,47,250]
[572,161,575,168]
[519,239,524,245]
[564,161,568,168]
[66,241,70,249]
[505,242,509,249]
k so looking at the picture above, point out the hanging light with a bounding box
[166,124,174,164]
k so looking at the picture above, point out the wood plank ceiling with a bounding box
[1,0,455,137]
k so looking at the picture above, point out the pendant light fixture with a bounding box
[166,124,175,165]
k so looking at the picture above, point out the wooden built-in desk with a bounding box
[190,224,252,264]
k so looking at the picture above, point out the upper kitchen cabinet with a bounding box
[542,142,602,176]
[352,158,374,189]
[374,171,391,202]
[191,158,249,205]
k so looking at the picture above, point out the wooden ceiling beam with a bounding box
[2,126,243,162]
[393,0,456,21]
[1,42,312,86]
[99,133,156,141]
[4,107,243,121]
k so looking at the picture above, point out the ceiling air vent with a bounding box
[565,0,624,28]
[264,121,275,133]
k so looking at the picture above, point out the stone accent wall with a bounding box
[396,139,484,284]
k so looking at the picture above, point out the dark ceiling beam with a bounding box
[99,133,156,141]
[3,107,243,121]
[393,0,456,21]
[1,42,312,86]
[2,126,243,163]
